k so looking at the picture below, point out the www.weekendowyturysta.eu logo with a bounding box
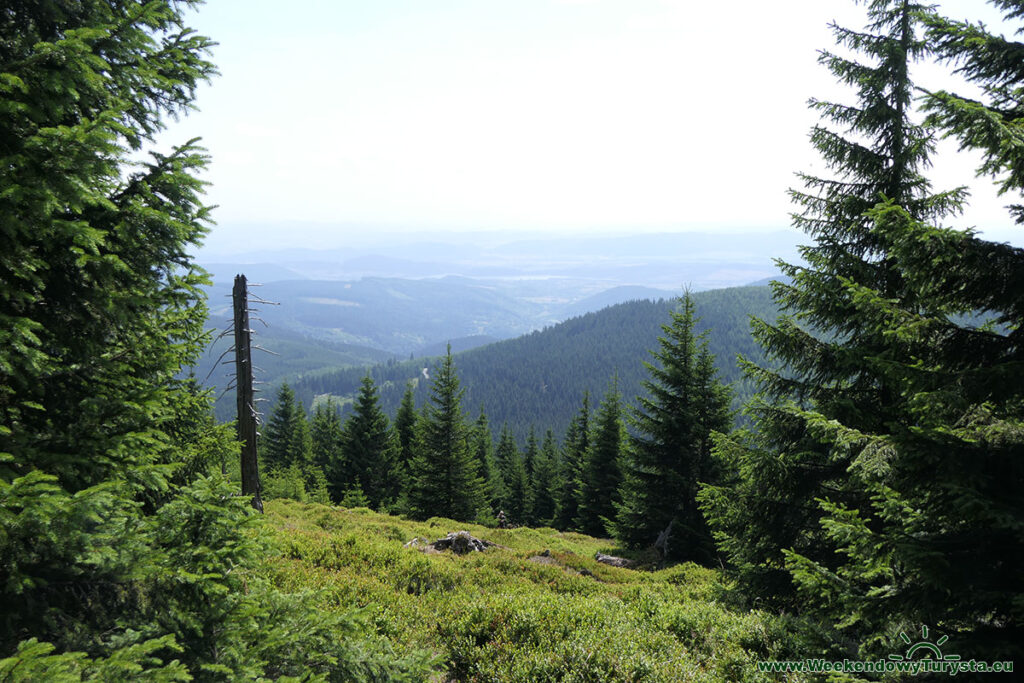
[755,625,1015,676]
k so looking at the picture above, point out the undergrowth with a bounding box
[262,500,816,682]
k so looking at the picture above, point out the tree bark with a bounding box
[233,274,263,512]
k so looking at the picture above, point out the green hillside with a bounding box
[265,499,814,682]
[293,285,778,441]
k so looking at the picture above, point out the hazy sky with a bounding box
[158,0,1022,251]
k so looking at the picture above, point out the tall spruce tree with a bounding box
[406,348,486,521]
[496,424,530,525]
[554,392,589,531]
[612,294,731,562]
[393,382,418,469]
[310,400,345,501]
[290,401,313,465]
[262,383,301,472]
[521,428,540,524]
[341,375,398,509]
[576,381,627,538]
[700,0,960,612]
[472,408,505,514]
[0,2,432,677]
[0,0,220,659]
[522,427,538,482]
[771,1,1024,661]
[530,429,560,527]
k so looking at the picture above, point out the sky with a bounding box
[157,0,1023,252]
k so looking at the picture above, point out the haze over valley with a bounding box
[193,229,798,424]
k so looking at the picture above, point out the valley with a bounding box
[194,275,780,436]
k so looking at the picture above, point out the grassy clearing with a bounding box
[262,500,813,682]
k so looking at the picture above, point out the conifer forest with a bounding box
[2,1,1022,680]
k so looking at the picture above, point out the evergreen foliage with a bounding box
[530,430,560,527]
[472,408,506,514]
[0,2,432,677]
[291,287,779,442]
[262,461,329,504]
[523,427,538,483]
[310,400,345,501]
[0,1,217,494]
[340,376,398,509]
[922,0,1024,221]
[263,462,312,502]
[261,386,325,502]
[774,0,1024,660]
[340,484,372,509]
[262,383,303,472]
[553,393,590,531]
[576,382,627,538]
[291,401,314,466]
[701,0,1024,664]
[0,0,218,658]
[392,382,418,469]
[406,348,486,521]
[700,0,951,609]
[496,425,530,526]
[613,294,731,562]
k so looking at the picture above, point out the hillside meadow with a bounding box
[261,500,818,682]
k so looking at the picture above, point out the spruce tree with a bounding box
[522,428,541,524]
[310,400,345,502]
[472,407,506,514]
[0,6,217,497]
[530,430,560,527]
[922,0,1024,222]
[341,375,398,509]
[496,424,530,525]
[770,1,1024,660]
[262,383,300,472]
[0,2,432,677]
[576,381,627,538]
[700,0,958,610]
[554,392,589,531]
[393,382,418,468]
[613,294,731,562]
[0,0,219,658]
[406,348,486,521]
[523,426,538,483]
[290,401,314,465]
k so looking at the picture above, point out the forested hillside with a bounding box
[292,285,778,441]
[195,276,685,419]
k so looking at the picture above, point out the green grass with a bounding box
[261,500,814,682]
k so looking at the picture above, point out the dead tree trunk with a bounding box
[233,274,263,512]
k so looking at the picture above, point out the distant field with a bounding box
[262,500,815,682]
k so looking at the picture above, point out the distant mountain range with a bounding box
[198,229,802,290]
[197,273,704,364]
[193,275,688,419]
[193,229,799,427]
[287,285,779,443]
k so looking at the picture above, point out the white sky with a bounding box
[159,0,1024,249]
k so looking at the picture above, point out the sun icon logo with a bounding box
[888,625,961,662]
